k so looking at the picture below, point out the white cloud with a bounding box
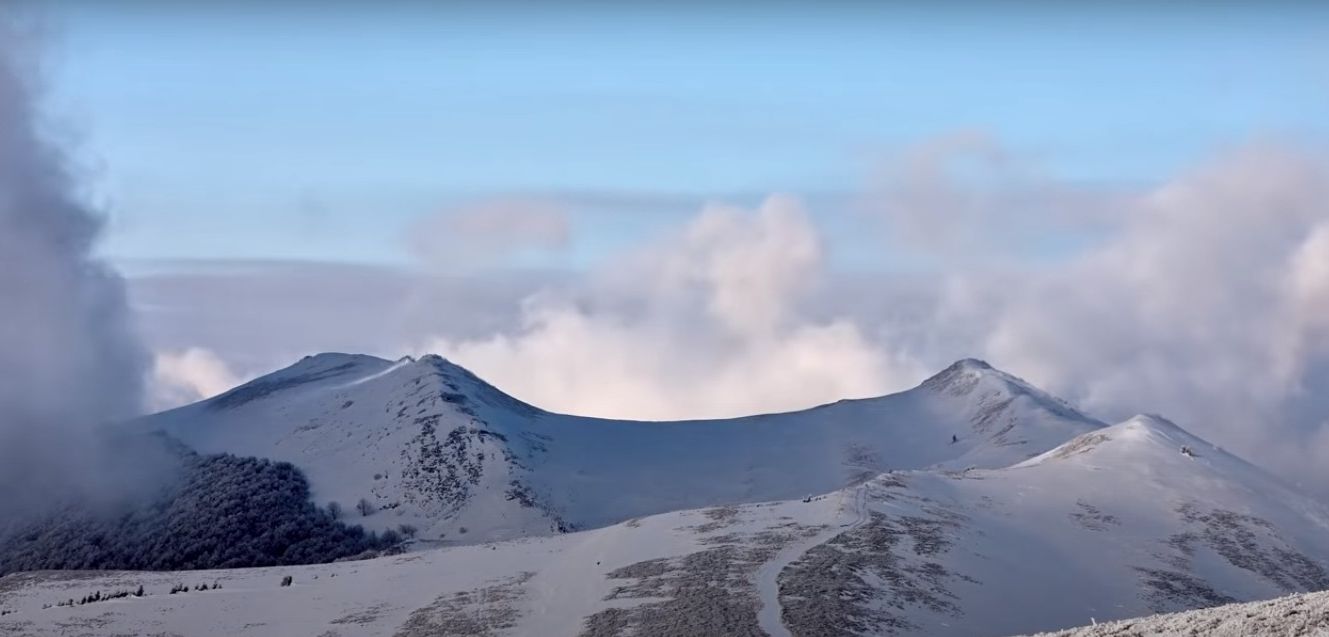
[1288,221,1329,355]
[422,196,925,419]
[950,144,1329,487]
[149,347,244,411]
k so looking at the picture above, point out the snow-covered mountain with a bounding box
[7,413,1329,636]
[134,353,1104,544]
[6,358,1329,635]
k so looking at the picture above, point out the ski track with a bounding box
[522,527,625,637]
[755,483,871,637]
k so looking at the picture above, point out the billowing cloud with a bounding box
[418,141,1329,493]
[969,144,1329,487]
[150,347,243,411]
[422,196,925,419]
[407,198,570,268]
[0,19,150,519]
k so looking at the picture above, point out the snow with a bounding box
[1017,590,1329,636]
[6,355,1328,636]
[132,354,1104,543]
[0,494,843,636]
[8,408,1329,635]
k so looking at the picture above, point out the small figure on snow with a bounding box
[951,434,958,444]
[1180,445,1195,458]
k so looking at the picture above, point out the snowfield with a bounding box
[3,354,1329,636]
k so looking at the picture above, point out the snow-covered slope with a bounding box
[133,354,1104,543]
[764,414,1329,635]
[1017,590,1329,636]
[34,355,1320,635]
[5,415,1329,636]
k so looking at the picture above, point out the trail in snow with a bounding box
[522,527,630,637]
[755,483,871,637]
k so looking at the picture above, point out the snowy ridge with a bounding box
[135,353,1105,543]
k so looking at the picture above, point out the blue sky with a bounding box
[45,2,1329,267]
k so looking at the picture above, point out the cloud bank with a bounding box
[126,137,1329,497]
[409,140,1329,494]
[407,198,570,269]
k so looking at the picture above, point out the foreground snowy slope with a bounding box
[134,354,1103,542]
[1018,591,1329,636]
[0,492,855,637]
[7,415,1329,636]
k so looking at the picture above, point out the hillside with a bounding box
[765,415,1329,635]
[6,413,1329,636]
[0,445,395,576]
[134,353,1105,543]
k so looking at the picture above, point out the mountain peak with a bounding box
[205,352,393,411]
[1019,412,1231,469]
[1107,414,1235,458]
[919,358,1018,391]
[917,358,1099,424]
[954,357,993,370]
[1122,412,1179,427]
[291,352,391,372]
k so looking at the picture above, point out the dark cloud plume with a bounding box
[0,17,150,520]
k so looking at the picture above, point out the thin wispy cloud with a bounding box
[407,198,572,269]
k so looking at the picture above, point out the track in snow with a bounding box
[755,483,871,637]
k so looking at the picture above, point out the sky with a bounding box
[12,2,1329,496]
[43,2,1329,267]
